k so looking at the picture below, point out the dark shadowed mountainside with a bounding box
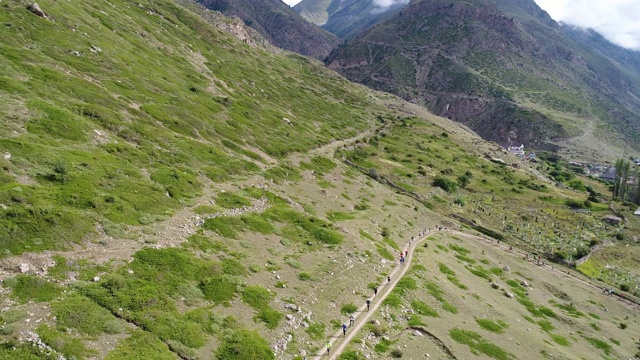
[197,0,341,58]
[325,0,640,156]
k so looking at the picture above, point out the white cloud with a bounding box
[371,0,410,14]
[372,0,410,7]
[535,0,640,50]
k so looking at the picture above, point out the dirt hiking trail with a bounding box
[315,230,434,359]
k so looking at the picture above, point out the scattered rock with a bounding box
[491,282,501,290]
[286,314,294,321]
[27,3,49,20]
[521,280,529,287]
[89,45,102,53]
[17,263,30,274]
[414,330,423,337]
[70,50,81,56]
[503,291,514,298]
[502,265,510,271]
[282,302,297,311]
[93,276,100,282]
[2,153,10,160]
[299,349,306,357]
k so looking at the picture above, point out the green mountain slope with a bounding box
[196,0,341,58]
[0,0,372,256]
[325,0,640,160]
[1,1,639,360]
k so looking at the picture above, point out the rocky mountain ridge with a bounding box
[325,0,640,157]
[196,0,341,58]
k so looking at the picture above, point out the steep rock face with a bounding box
[326,0,640,151]
[294,0,406,40]
[197,0,341,58]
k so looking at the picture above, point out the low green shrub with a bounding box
[411,300,439,317]
[216,329,274,360]
[6,275,62,303]
[341,303,357,315]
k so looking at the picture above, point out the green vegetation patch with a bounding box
[105,330,176,360]
[411,300,439,317]
[438,263,456,276]
[395,277,418,293]
[552,302,585,318]
[214,192,252,209]
[52,294,123,335]
[507,279,556,318]
[425,281,458,313]
[449,328,515,360]
[216,329,275,360]
[359,229,375,241]
[305,322,326,340]
[448,244,471,255]
[341,303,358,315]
[300,156,337,175]
[264,207,343,245]
[584,336,612,355]
[374,337,397,353]
[0,343,53,360]
[199,276,242,305]
[37,325,96,359]
[476,319,508,334]
[4,275,62,303]
[327,211,356,222]
[242,285,282,329]
[376,243,395,260]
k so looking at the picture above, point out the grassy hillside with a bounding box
[0,0,374,257]
[0,1,638,359]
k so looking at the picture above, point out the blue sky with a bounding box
[283,0,640,51]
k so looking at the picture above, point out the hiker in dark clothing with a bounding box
[342,323,347,336]
[366,299,371,311]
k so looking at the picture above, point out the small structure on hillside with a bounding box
[603,215,623,225]
[634,207,640,216]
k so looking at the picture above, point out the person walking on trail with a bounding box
[374,287,378,296]
[349,314,355,327]
[366,299,371,311]
[342,323,348,336]
[388,276,391,283]
[405,250,408,257]
[326,341,331,355]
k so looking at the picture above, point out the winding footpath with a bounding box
[314,228,639,360]
[314,230,435,360]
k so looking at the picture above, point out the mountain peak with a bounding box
[197,0,341,58]
[325,0,640,156]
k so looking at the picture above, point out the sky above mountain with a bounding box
[535,0,640,51]
[283,0,640,51]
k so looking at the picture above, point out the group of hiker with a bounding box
[324,227,440,356]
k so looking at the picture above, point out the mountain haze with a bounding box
[326,0,640,159]
[294,0,406,40]
[196,0,341,58]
